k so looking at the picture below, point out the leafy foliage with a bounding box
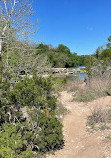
[0,123,35,158]
[0,64,64,157]
[36,43,87,68]
[86,36,111,78]
[9,75,56,110]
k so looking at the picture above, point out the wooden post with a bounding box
[46,110,49,118]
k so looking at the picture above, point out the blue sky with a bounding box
[32,0,111,55]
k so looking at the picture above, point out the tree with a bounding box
[56,44,70,55]
[0,0,46,80]
[36,43,49,54]
[0,0,39,56]
[107,36,111,42]
[99,49,111,60]
[106,36,111,48]
[95,47,103,59]
[0,0,39,38]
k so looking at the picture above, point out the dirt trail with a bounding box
[48,91,111,158]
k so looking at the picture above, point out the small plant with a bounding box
[87,105,111,131]
[52,76,67,92]
[105,87,111,96]
[56,102,68,119]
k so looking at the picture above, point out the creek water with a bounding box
[67,72,86,81]
[67,66,86,81]
[74,65,86,68]
[52,66,87,81]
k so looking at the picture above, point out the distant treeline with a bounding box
[36,43,89,68]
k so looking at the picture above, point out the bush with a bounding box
[0,123,34,158]
[52,76,67,92]
[36,117,64,152]
[27,108,64,152]
[9,76,55,110]
[0,74,64,156]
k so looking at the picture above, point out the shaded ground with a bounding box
[47,91,111,158]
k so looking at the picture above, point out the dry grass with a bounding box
[65,79,85,92]
[87,105,111,131]
[73,75,111,102]
[86,76,111,93]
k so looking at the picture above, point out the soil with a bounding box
[47,91,111,158]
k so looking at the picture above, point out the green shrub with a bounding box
[52,76,67,92]
[27,108,64,152]
[0,123,35,158]
[9,76,56,110]
[18,149,35,158]
[36,117,63,152]
[0,74,64,156]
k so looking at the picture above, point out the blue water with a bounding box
[74,65,86,68]
[67,66,86,81]
[76,72,87,81]
[67,73,86,81]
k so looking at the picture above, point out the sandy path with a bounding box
[48,91,111,158]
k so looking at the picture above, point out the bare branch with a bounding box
[4,0,8,17]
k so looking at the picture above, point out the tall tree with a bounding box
[0,0,39,56]
[107,36,111,48]
[56,44,70,55]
